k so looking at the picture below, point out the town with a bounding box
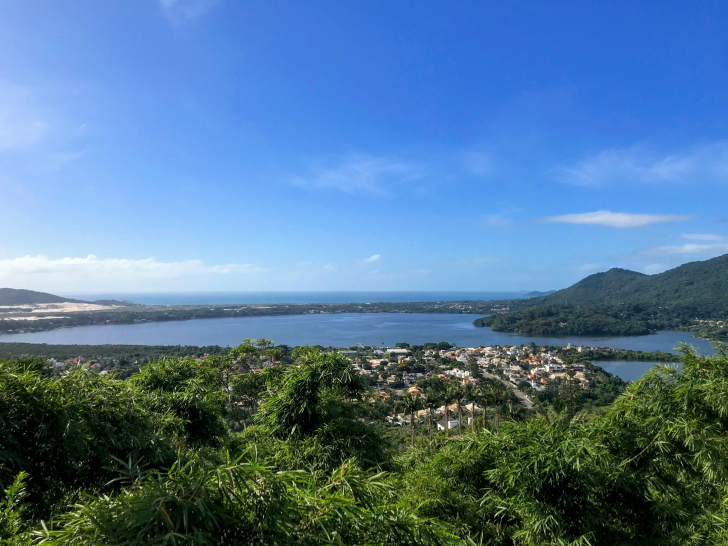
[328,342,668,429]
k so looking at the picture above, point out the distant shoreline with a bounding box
[0,300,504,336]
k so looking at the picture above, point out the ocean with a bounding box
[61,291,528,305]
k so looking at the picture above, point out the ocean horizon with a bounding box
[61,291,529,306]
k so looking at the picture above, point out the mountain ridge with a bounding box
[476,254,728,338]
[0,288,89,306]
[523,254,728,306]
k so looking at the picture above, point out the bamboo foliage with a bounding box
[4,345,728,544]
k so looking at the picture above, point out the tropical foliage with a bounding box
[2,342,728,544]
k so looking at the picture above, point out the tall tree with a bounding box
[448,383,466,432]
[487,382,510,434]
[423,387,443,453]
[396,392,422,449]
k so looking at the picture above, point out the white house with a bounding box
[436,418,461,431]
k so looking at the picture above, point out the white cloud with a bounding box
[649,243,728,255]
[681,233,726,241]
[293,155,422,195]
[451,257,500,266]
[160,0,218,22]
[578,263,600,273]
[362,254,381,264]
[0,255,262,291]
[643,263,666,274]
[558,141,728,186]
[542,210,691,228]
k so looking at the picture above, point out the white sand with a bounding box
[0,302,120,318]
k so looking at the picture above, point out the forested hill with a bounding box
[522,290,556,298]
[524,254,728,306]
[0,288,87,306]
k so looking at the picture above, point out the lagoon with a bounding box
[594,361,682,382]
[0,313,716,355]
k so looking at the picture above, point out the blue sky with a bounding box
[2,0,728,293]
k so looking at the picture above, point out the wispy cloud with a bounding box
[296,260,334,271]
[160,0,218,23]
[461,149,494,176]
[578,263,600,273]
[361,254,381,264]
[557,141,728,186]
[51,149,87,163]
[648,243,728,255]
[451,257,500,266]
[293,155,422,195]
[0,82,47,152]
[0,255,262,290]
[643,263,666,274]
[681,233,726,241]
[482,214,512,226]
[542,210,691,228]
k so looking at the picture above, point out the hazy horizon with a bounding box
[56,290,536,306]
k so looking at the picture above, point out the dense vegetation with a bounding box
[473,255,728,339]
[0,342,231,361]
[475,303,728,339]
[2,340,728,544]
[573,346,679,362]
[526,254,728,307]
[475,304,654,336]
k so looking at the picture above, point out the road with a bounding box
[482,371,534,409]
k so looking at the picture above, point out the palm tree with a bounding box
[441,385,459,436]
[396,392,422,448]
[423,387,443,452]
[447,383,466,434]
[465,384,480,433]
[473,386,491,431]
[488,382,510,434]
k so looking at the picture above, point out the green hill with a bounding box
[476,254,728,338]
[522,290,556,298]
[526,254,728,306]
[0,288,87,306]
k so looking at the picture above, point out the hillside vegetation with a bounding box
[0,288,86,306]
[528,254,728,306]
[2,343,728,544]
[476,255,728,338]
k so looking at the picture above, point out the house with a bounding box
[408,385,422,396]
[436,418,461,431]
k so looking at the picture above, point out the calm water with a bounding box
[0,313,716,355]
[595,361,682,382]
[61,291,526,305]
